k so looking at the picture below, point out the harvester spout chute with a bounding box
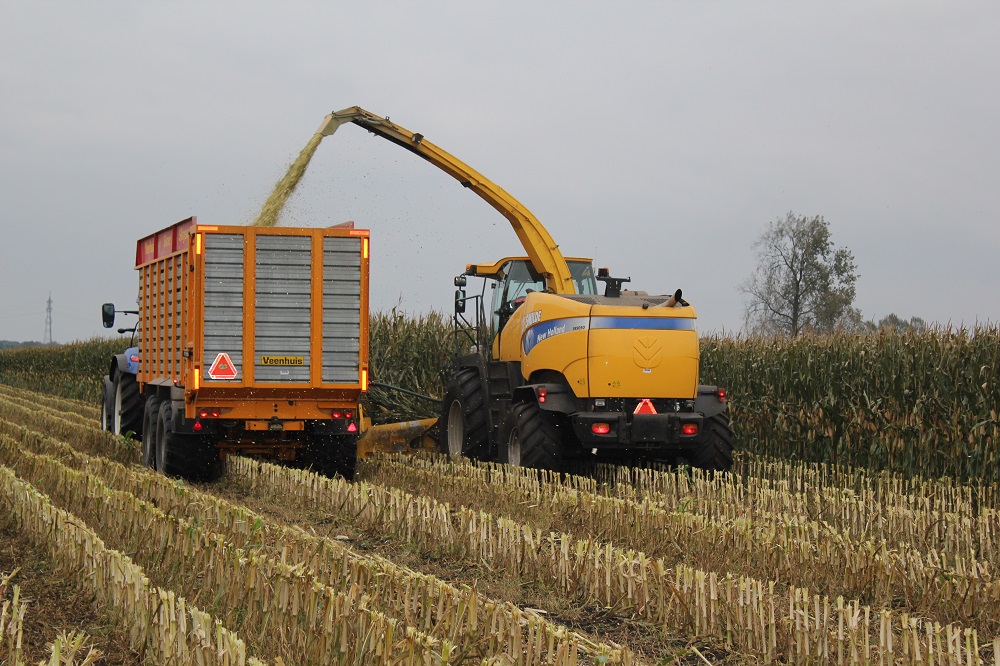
[317,106,578,295]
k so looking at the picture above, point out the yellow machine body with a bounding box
[496,292,700,400]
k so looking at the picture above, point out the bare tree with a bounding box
[741,212,859,337]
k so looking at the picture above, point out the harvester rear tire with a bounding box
[113,372,143,439]
[689,411,734,472]
[501,402,562,471]
[141,396,161,468]
[100,376,114,432]
[439,368,489,460]
[155,401,221,481]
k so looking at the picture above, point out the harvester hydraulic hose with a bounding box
[369,382,442,404]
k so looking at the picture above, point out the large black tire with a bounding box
[100,376,114,432]
[155,401,221,481]
[305,429,358,480]
[501,402,563,471]
[688,411,734,472]
[141,396,161,468]
[113,372,144,439]
[438,368,490,459]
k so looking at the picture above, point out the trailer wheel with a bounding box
[141,396,161,468]
[156,401,221,481]
[306,433,358,480]
[113,372,143,439]
[501,402,562,471]
[439,368,489,459]
[100,376,114,432]
[689,411,734,472]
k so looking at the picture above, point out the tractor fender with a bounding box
[110,353,131,378]
[511,383,579,415]
[110,347,140,378]
[694,385,728,418]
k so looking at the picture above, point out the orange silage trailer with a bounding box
[103,217,370,480]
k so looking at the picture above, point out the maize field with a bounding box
[1,322,998,662]
[4,323,996,480]
[1,375,999,664]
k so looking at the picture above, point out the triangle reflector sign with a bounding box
[208,352,238,380]
[633,399,657,415]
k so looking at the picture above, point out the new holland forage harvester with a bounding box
[317,107,732,472]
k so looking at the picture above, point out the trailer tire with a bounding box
[439,368,489,459]
[113,372,143,439]
[501,402,562,471]
[306,432,358,481]
[100,376,114,432]
[141,396,161,468]
[689,411,734,472]
[155,401,220,481]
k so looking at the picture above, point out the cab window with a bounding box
[568,261,598,295]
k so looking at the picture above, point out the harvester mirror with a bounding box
[455,289,466,314]
[454,275,467,287]
[101,303,116,329]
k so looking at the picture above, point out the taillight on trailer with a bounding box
[197,407,221,418]
[717,388,727,402]
[193,421,203,431]
[537,388,547,403]
[591,422,611,435]
[332,411,342,418]
[681,423,699,436]
[347,422,358,433]
[345,410,353,419]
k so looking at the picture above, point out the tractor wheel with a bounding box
[141,396,161,469]
[100,376,114,432]
[305,430,358,480]
[113,372,143,439]
[438,368,489,459]
[501,402,562,471]
[155,401,220,481]
[689,411,734,472]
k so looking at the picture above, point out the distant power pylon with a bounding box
[43,293,53,344]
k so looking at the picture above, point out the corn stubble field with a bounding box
[1,325,999,664]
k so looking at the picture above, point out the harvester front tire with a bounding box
[155,401,220,481]
[501,402,562,471]
[689,411,734,472]
[113,372,143,439]
[100,376,114,432]
[141,396,161,468]
[439,368,489,459]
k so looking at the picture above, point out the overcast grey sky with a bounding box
[2,2,997,343]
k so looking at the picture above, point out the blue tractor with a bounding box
[100,303,144,439]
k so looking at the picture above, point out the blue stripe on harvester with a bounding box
[521,315,696,355]
[522,316,589,355]
[590,317,697,331]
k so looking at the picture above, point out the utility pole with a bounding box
[43,292,53,344]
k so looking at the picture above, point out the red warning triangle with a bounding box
[633,399,657,415]
[208,352,238,380]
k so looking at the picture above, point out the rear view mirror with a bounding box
[101,303,115,329]
[455,289,466,314]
